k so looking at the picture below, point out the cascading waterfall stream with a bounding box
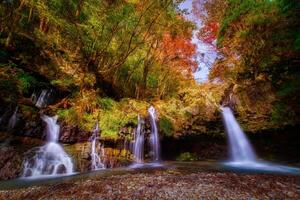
[221,106,300,173]
[148,106,161,162]
[90,123,105,170]
[31,89,52,108]
[221,107,256,163]
[22,115,74,178]
[133,115,145,163]
[130,107,162,168]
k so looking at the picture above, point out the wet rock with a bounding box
[60,125,92,143]
[0,147,23,180]
[57,164,67,174]
[63,142,132,173]
[287,191,295,198]
[22,120,44,138]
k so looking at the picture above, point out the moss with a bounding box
[57,108,96,131]
[55,97,150,140]
[53,83,223,140]
[0,63,42,100]
[51,77,75,89]
[159,116,174,137]
[18,72,37,94]
[176,152,198,162]
[20,105,39,119]
[97,98,149,139]
[99,106,137,139]
[57,108,79,124]
[97,97,116,110]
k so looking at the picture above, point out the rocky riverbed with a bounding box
[0,164,300,200]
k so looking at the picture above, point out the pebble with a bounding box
[1,171,300,200]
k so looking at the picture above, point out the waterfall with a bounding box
[32,89,52,108]
[133,115,145,163]
[22,115,74,178]
[148,106,161,162]
[130,108,162,168]
[221,107,256,162]
[90,123,105,170]
[221,106,300,173]
[8,106,18,129]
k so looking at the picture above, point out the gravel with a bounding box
[0,169,300,200]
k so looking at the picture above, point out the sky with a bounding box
[178,0,217,82]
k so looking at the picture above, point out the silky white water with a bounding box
[22,115,74,178]
[148,106,161,162]
[221,107,256,162]
[130,108,162,168]
[8,106,18,129]
[133,115,145,163]
[221,106,300,173]
[32,89,52,108]
[90,123,105,170]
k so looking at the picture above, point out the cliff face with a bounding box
[0,132,134,180]
[2,123,300,180]
[0,66,299,181]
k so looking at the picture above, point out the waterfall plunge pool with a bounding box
[223,161,300,174]
[1,160,300,191]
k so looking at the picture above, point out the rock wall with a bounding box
[1,105,300,181]
[0,133,42,180]
[0,131,134,180]
[64,140,133,173]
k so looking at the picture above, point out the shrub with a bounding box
[176,152,198,161]
[18,73,37,94]
[97,97,116,110]
[159,116,174,137]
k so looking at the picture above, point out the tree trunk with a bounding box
[142,63,149,99]
[76,0,83,17]
[5,0,25,47]
[5,32,12,48]
[28,7,33,22]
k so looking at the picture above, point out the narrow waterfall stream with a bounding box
[22,115,74,178]
[31,89,52,108]
[130,107,162,168]
[90,123,105,170]
[133,115,145,163]
[221,106,300,173]
[8,106,18,130]
[148,106,161,162]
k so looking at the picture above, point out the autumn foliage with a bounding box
[194,0,300,128]
[198,22,219,45]
[160,34,197,75]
